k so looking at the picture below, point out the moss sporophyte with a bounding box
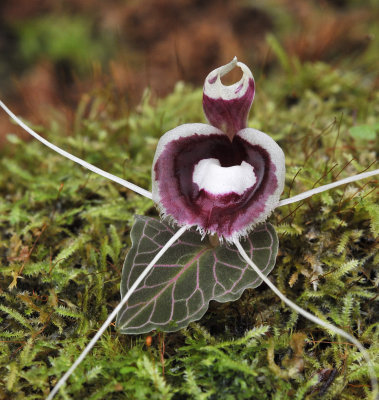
[0,58,378,399]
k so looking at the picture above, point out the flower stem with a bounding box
[234,239,378,399]
[46,225,187,400]
[278,169,378,207]
[0,101,153,200]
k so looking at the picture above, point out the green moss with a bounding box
[0,55,378,399]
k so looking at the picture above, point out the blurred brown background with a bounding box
[0,0,377,144]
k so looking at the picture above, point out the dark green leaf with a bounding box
[116,216,278,334]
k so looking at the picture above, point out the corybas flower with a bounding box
[1,58,378,400]
[152,58,285,241]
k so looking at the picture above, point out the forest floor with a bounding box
[0,1,378,399]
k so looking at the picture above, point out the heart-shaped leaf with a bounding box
[116,216,278,334]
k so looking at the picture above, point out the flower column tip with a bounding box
[203,58,255,140]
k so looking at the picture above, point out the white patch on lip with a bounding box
[193,158,256,196]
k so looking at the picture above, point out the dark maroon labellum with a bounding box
[152,124,285,241]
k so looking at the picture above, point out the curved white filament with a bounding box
[234,239,378,399]
[0,101,153,200]
[2,99,378,398]
[278,169,378,207]
[46,225,187,400]
[1,100,376,206]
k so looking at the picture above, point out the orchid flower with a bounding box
[0,58,378,400]
[152,57,285,242]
